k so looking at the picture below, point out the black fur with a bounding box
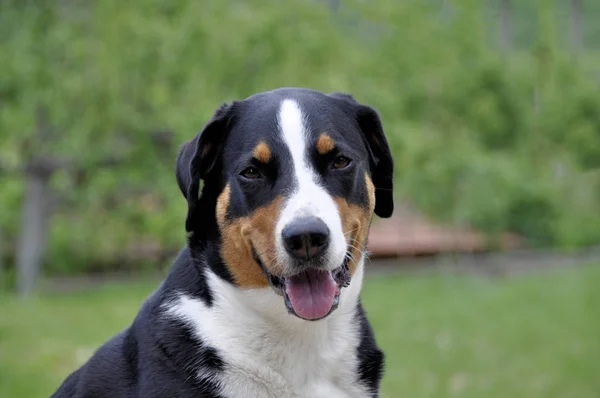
[52,88,392,397]
[356,301,386,393]
[327,92,394,218]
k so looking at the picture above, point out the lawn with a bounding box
[1,265,599,398]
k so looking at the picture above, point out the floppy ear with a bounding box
[176,103,234,232]
[328,92,394,218]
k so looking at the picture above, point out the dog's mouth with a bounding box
[255,250,352,321]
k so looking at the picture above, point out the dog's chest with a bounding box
[216,322,367,398]
[166,293,370,398]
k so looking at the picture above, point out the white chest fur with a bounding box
[164,262,371,398]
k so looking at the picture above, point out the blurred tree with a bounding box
[15,107,56,297]
[571,0,583,52]
[500,0,512,51]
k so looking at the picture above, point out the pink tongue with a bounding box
[285,269,339,320]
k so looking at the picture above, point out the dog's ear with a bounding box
[328,92,394,218]
[176,103,234,232]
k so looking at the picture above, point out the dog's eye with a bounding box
[332,156,351,170]
[241,167,261,180]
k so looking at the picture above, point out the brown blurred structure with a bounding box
[367,203,523,258]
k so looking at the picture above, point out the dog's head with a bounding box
[176,88,393,321]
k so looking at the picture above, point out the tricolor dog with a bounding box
[53,88,394,397]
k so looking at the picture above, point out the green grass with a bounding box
[1,266,599,398]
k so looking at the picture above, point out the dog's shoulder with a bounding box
[51,328,134,398]
[52,252,225,398]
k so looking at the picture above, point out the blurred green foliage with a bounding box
[1,0,600,275]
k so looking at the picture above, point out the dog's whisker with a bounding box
[347,243,367,254]
[343,227,361,237]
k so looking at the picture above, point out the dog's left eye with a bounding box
[240,167,262,180]
[332,156,351,170]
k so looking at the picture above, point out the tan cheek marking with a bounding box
[217,195,284,289]
[365,173,376,214]
[316,133,336,155]
[334,178,375,275]
[252,142,271,163]
[216,185,231,225]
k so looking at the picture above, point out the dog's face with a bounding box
[176,88,393,321]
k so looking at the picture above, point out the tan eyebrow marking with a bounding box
[316,133,336,155]
[252,142,272,163]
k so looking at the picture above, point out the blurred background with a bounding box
[1,0,599,397]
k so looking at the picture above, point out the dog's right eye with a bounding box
[240,167,262,180]
[332,155,351,170]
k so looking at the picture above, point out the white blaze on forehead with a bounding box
[275,99,347,273]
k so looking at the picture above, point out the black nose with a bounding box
[282,217,330,260]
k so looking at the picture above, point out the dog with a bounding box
[52,88,394,397]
